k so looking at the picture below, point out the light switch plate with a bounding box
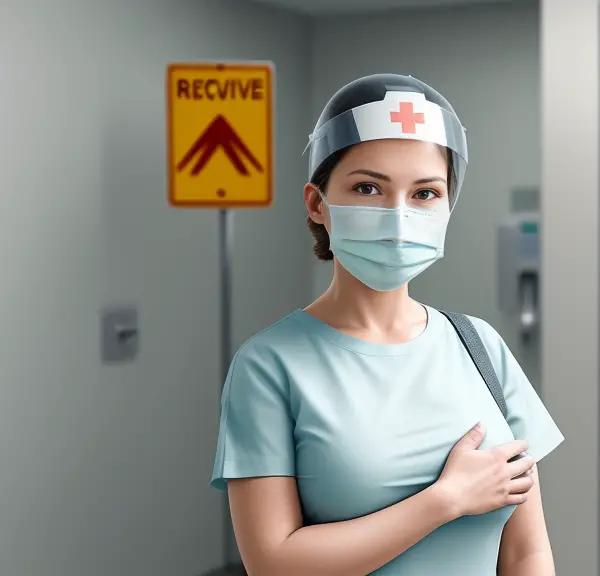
[101,306,139,364]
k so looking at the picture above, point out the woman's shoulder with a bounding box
[462,313,503,344]
[434,307,509,366]
[226,310,314,393]
[234,309,312,360]
[454,312,515,381]
[432,307,506,352]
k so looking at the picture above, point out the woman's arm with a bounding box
[497,465,556,576]
[228,427,534,576]
[228,476,456,576]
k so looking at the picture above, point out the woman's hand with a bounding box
[435,423,535,517]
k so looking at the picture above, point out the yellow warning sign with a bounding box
[166,62,274,208]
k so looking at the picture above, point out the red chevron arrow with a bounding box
[177,115,263,176]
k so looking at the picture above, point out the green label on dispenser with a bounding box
[522,222,538,234]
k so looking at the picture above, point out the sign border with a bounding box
[166,61,274,209]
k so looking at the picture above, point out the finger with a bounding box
[494,440,529,460]
[506,455,535,478]
[506,493,528,506]
[508,475,535,495]
[454,423,487,450]
[511,461,536,479]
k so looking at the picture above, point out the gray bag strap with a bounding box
[439,310,508,420]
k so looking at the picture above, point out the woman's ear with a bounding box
[304,183,325,225]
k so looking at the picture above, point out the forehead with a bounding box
[335,139,448,176]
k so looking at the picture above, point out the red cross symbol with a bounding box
[390,101,425,134]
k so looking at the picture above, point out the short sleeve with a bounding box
[468,316,565,463]
[210,342,296,491]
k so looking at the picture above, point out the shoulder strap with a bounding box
[438,310,508,420]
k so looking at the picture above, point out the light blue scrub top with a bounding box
[211,305,564,575]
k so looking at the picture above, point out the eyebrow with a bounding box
[347,169,447,186]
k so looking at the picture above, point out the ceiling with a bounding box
[251,0,521,16]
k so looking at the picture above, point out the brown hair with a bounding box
[306,146,457,261]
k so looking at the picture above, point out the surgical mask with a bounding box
[320,193,450,292]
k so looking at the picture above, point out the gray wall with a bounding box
[540,0,598,572]
[310,0,541,384]
[0,1,311,574]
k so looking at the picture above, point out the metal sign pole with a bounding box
[219,208,239,570]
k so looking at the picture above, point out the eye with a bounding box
[353,183,380,196]
[413,189,441,201]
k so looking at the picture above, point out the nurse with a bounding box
[211,74,564,575]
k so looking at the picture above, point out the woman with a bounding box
[210,74,564,575]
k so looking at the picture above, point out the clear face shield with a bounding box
[304,90,468,212]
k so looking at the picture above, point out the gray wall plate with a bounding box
[101,306,139,364]
[511,187,539,213]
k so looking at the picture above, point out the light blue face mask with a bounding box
[320,193,450,292]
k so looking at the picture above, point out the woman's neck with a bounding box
[304,262,428,343]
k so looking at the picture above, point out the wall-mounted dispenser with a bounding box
[497,188,540,343]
